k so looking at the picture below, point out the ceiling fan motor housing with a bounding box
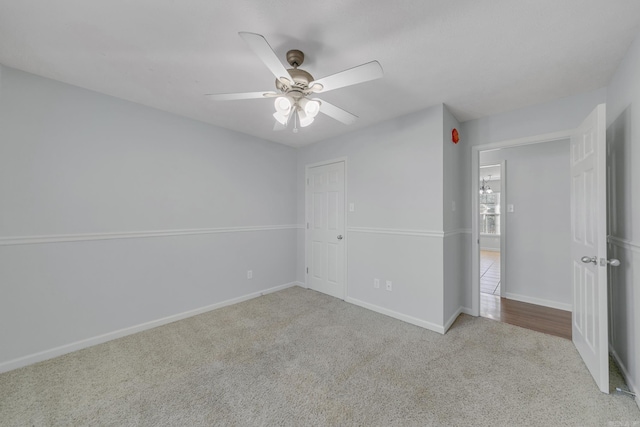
[276,67,314,98]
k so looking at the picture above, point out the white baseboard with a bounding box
[443,306,474,333]
[444,308,462,333]
[504,292,572,312]
[610,345,640,410]
[461,307,474,316]
[0,282,298,374]
[345,297,444,334]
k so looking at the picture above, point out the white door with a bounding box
[570,103,609,393]
[306,161,345,299]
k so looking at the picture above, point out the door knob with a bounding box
[337,235,343,240]
[581,256,597,265]
[600,258,620,267]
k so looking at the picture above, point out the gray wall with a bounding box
[606,30,640,405]
[481,141,571,310]
[463,88,607,147]
[443,105,470,327]
[0,65,298,371]
[296,105,446,331]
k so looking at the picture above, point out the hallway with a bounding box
[480,250,500,295]
[479,251,571,340]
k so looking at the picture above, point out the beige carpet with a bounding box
[1,286,638,426]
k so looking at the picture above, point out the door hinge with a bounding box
[306,267,308,274]
[306,222,310,229]
[307,178,310,185]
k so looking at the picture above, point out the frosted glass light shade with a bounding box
[299,98,320,118]
[297,108,314,127]
[273,111,289,125]
[274,96,292,114]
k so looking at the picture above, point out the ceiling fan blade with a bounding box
[309,61,383,93]
[239,32,291,84]
[316,99,358,125]
[205,91,278,101]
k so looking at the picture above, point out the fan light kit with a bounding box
[206,32,384,132]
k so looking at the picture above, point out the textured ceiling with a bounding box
[1,0,639,146]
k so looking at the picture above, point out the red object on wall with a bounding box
[452,128,460,144]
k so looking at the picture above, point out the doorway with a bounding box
[474,141,573,340]
[471,105,611,394]
[479,163,503,298]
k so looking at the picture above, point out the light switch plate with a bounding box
[349,202,355,212]
[507,204,514,213]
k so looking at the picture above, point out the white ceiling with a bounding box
[1,1,639,147]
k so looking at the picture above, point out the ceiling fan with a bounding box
[206,32,384,132]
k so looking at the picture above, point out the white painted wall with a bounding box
[606,29,640,405]
[296,105,446,331]
[480,141,572,310]
[443,105,469,328]
[0,65,298,371]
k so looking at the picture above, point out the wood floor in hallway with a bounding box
[481,294,572,340]
[479,251,572,340]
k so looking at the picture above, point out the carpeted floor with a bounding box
[1,286,639,426]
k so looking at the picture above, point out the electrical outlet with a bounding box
[247,270,253,279]
[374,278,380,289]
[386,280,392,291]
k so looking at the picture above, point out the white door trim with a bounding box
[304,157,348,299]
[471,129,572,316]
[499,160,507,297]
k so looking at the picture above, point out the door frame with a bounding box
[479,160,507,297]
[304,157,348,299]
[471,130,572,316]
